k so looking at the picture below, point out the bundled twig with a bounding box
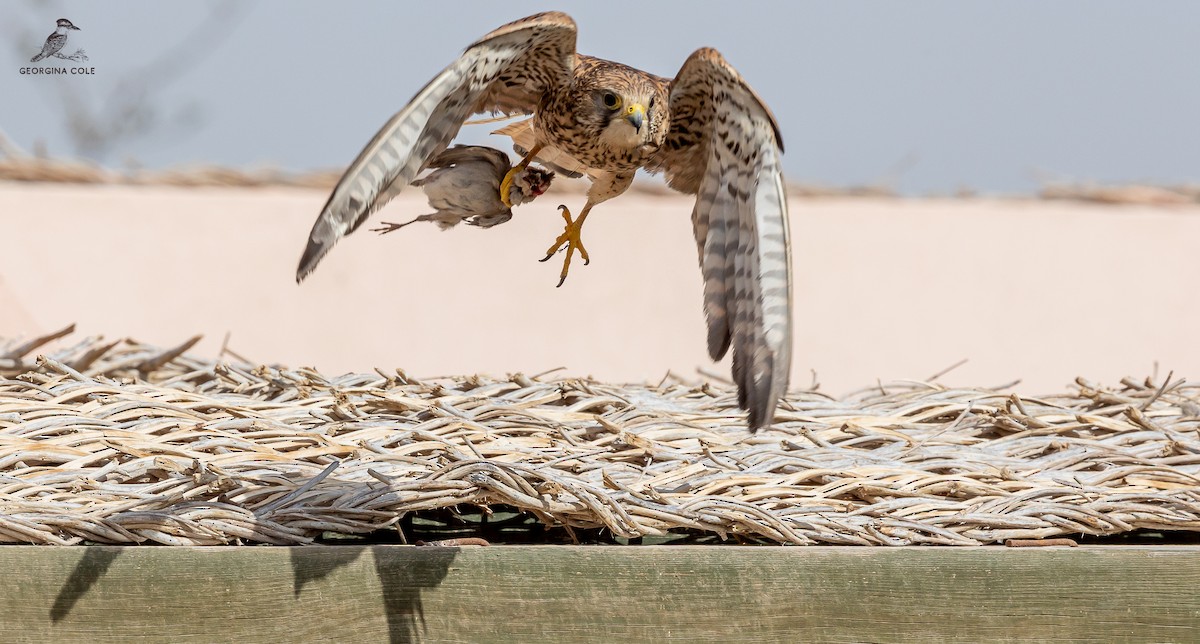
[0,156,344,188]
[0,330,1197,546]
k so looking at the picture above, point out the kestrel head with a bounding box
[56,19,80,30]
[571,62,668,152]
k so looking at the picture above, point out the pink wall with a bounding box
[2,184,1197,395]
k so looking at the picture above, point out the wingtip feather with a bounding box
[707,322,730,361]
[745,364,781,432]
[295,239,327,284]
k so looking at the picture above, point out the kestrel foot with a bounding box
[539,204,590,287]
[370,219,418,234]
[499,166,521,208]
[500,144,544,208]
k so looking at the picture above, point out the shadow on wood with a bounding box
[1,546,1197,642]
[50,548,122,623]
[288,546,460,644]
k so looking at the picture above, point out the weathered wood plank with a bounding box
[0,546,1195,643]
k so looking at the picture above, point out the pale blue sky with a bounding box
[3,1,1198,194]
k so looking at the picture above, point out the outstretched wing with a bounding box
[648,48,791,431]
[296,12,577,281]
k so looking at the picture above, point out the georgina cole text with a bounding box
[19,67,96,75]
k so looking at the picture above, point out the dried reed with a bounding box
[1,326,1198,546]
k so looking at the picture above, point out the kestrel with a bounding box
[296,12,792,430]
[371,145,553,233]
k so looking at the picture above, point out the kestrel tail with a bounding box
[295,12,792,431]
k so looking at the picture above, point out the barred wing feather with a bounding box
[296,12,577,281]
[650,48,792,430]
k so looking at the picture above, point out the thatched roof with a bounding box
[2,326,1198,546]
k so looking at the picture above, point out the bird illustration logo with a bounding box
[30,18,84,63]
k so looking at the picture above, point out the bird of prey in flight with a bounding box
[295,12,792,430]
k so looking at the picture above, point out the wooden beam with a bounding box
[0,546,1195,642]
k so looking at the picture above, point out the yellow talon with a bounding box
[499,166,520,208]
[500,144,544,209]
[539,205,590,287]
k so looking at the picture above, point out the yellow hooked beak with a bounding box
[626,103,645,132]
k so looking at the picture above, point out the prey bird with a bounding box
[370,145,553,233]
[30,18,79,62]
[295,12,792,430]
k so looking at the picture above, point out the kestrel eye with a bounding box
[602,92,620,109]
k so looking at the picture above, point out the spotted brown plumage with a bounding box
[295,12,791,431]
